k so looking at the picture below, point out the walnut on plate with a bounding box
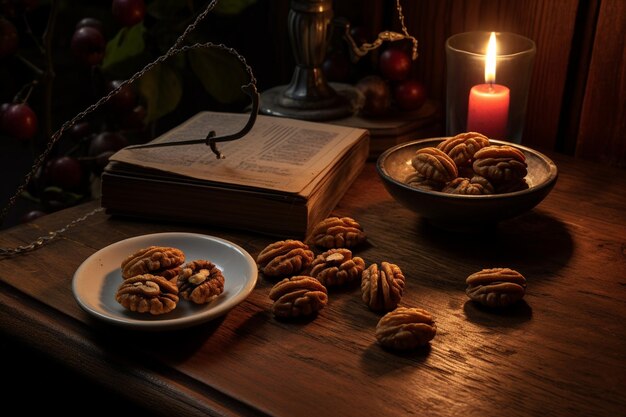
[115,274,179,315]
[269,275,328,318]
[410,147,458,183]
[177,260,225,304]
[256,240,314,278]
[375,307,437,350]
[121,246,185,280]
[361,262,406,312]
[307,216,367,249]
[465,267,527,308]
[308,248,365,287]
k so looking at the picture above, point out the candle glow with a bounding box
[467,32,510,139]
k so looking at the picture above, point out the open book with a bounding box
[101,111,370,238]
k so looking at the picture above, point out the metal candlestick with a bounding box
[260,0,355,121]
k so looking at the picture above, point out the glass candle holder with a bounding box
[445,31,536,143]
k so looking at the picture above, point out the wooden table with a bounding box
[1,152,625,417]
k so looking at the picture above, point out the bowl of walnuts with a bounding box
[376,133,558,231]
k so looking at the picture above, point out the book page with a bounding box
[110,111,368,195]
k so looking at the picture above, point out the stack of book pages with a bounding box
[101,111,370,238]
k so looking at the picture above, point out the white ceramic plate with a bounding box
[72,232,258,331]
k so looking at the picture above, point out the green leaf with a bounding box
[188,47,248,104]
[137,64,183,123]
[147,0,191,19]
[102,24,147,73]
[213,0,257,15]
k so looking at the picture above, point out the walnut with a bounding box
[256,240,314,278]
[307,216,367,249]
[361,262,406,312]
[177,260,225,304]
[466,267,527,308]
[472,145,528,184]
[308,248,365,287]
[121,246,185,280]
[494,178,530,193]
[115,274,179,315]
[375,307,437,350]
[405,172,443,191]
[441,177,492,195]
[269,275,328,318]
[411,147,458,183]
[436,132,490,167]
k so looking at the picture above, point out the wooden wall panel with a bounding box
[400,0,579,151]
[574,0,626,168]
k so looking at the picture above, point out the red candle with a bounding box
[467,32,510,139]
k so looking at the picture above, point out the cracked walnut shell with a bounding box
[116,274,179,315]
[177,260,225,304]
[411,147,458,183]
[269,275,328,318]
[307,216,367,249]
[121,246,185,280]
[361,262,406,312]
[466,268,527,308]
[256,240,314,278]
[375,307,437,350]
[309,248,365,287]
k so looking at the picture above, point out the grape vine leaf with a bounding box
[102,24,147,74]
[137,64,183,123]
[188,47,248,105]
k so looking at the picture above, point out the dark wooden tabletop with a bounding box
[1,152,625,417]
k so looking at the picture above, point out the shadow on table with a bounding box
[413,208,574,285]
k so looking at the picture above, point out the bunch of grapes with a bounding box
[0,0,147,223]
[321,27,428,119]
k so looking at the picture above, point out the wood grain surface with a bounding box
[0,152,625,416]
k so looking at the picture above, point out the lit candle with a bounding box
[467,32,510,139]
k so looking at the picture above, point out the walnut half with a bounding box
[177,260,225,304]
[361,262,406,312]
[307,216,367,249]
[121,246,185,280]
[256,240,314,278]
[116,274,179,315]
[375,307,437,350]
[308,248,365,287]
[269,275,328,318]
[466,267,527,308]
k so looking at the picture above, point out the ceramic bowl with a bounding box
[376,138,558,231]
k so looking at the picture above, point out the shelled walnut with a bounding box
[307,216,367,249]
[441,177,492,195]
[115,274,179,315]
[177,260,225,304]
[361,262,406,312]
[308,248,365,287]
[472,145,528,184]
[436,131,490,168]
[410,147,458,183]
[256,240,314,278]
[121,246,185,280]
[405,171,443,191]
[269,275,328,318]
[375,307,437,350]
[465,267,527,308]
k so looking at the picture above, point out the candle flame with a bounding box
[485,32,497,84]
